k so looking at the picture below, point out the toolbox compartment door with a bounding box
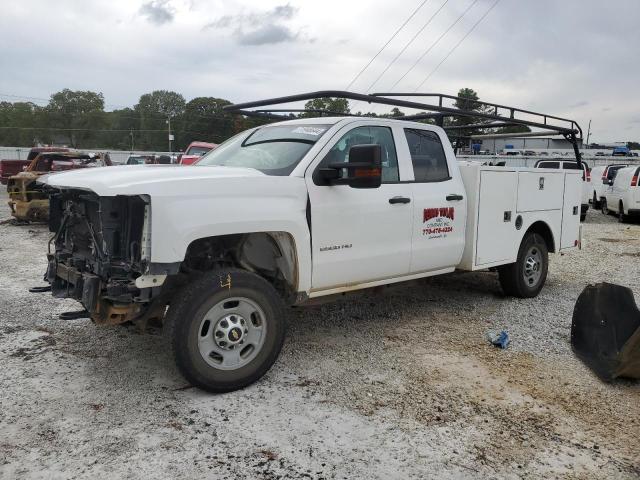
[561,172,582,249]
[517,171,564,212]
[476,170,518,265]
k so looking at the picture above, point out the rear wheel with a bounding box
[166,269,286,393]
[601,198,609,215]
[498,232,549,298]
[619,202,628,223]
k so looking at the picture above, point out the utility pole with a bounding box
[586,119,591,149]
[167,116,173,153]
[130,129,134,151]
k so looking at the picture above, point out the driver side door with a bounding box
[305,124,413,292]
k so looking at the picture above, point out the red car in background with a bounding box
[179,141,218,165]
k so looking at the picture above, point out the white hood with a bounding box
[40,165,269,196]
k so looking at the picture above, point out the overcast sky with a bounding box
[2,0,639,142]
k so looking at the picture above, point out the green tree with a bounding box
[300,97,350,117]
[46,89,106,147]
[0,101,46,146]
[380,107,405,118]
[180,97,234,149]
[106,108,139,150]
[134,90,186,150]
[445,88,496,145]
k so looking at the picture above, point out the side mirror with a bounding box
[319,144,382,189]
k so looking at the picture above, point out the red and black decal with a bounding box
[423,207,455,223]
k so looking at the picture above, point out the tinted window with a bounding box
[607,165,626,179]
[321,126,399,182]
[403,129,449,182]
[537,161,560,169]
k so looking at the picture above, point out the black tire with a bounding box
[592,192,601,209]
[498,232,549,298]
[580,213,587,222]
[166,268,286,393]
[601,198,609,215]
[619,202,628,223]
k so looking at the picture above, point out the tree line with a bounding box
[0,87,527,152]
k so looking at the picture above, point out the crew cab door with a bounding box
[305,123,413,291]
[397,127,467,273]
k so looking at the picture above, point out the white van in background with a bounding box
[601,165,640,222]
[590,164,627,208]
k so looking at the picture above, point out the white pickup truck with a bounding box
[39,114,583,392]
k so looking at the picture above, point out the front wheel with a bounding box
[166,269,286,393]
[498,232,549,298]
[601,198,609,215]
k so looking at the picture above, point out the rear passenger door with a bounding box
[398,127,467,273]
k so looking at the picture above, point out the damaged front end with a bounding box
[45,189,164,325]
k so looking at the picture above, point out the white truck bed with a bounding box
[457,162,582,271]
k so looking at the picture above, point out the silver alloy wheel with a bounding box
[197,297,267,371]
[523,246,543,287]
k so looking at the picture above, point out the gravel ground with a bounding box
[0,191,638,479]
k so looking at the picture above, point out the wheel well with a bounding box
[526,221,555,253]
[181,232,299,301]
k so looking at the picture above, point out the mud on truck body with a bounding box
[38,91,585,393]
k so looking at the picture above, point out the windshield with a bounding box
[196,124,330,175]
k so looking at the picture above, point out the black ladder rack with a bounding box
[223,90,583,165]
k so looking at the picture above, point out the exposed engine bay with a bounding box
[44,189,298,325]
[45,189,157,324]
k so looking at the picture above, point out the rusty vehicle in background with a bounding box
[0,147,70,185]
[7,151,112,222]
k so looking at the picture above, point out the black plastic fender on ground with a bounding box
[571,283,640,381]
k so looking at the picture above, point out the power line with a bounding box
[344,0,430,91]
[388,0,479,91]
[364,0,451,94]
[413,0,501,92]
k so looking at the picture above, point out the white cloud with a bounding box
[0,0,639,141]
[139,0,175,25]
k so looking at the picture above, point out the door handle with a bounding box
[446,194,464,201]
[389,196,411,204]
